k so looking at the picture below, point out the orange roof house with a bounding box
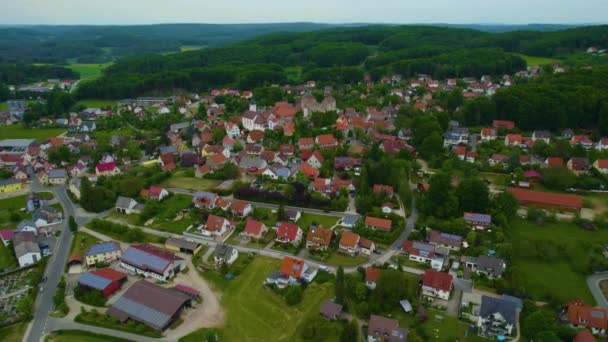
[364,216,392,231]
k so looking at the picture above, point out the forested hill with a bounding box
[77,24,608,99]
[0,23,338,64]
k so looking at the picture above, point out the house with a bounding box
[339,231,361,256]
[14,240,41,267]
[242,219,268,240]
[145,186,169,201]
[463,212,492,229]
[372,184,394,197]
[480,127,498,141]
[242,111,266,131]
[597,138,608,151]
[532,130,551,143]
[77,268,128,298]
[192,191,220,209]
[85,241,122,267]
[0,179,22,194]
[285,209,301,222]
[214,244,239,266]
[315,134,338,149]
[32,206,61,227]
[69,178,81,199]
[401,240,445,270]
[115,196,144,215]
[164,237,202,255]
[365,216,392,232]
[507,188,583,213]
[320,300,343,320]
[95,162,121,177]
[574,329,597,342]
[298,163,319,179]
[367,315,408,342]
[366,267,382,289]
[225,122,241,138]
[465,255,506,279]
[276,222,303,246]
[359,238,376,256]
[119,243,185,282]
[429,230,462,251]
[504,134,523,147]
[47,169,67,185]
[571,135,594,149]
[16,221,38,235]
[567,157,591,176]
[306,150,324,169]
[107,280,191,331]
[594,159,608,174]
[202,214,231,237]
[493,120,515,130]
[478,295,520,338]
[567,300,608,335]
[422,269,453,303]
[306,226,333,251]
[443,128,469,147]
[277,256,316,284]
[545,157,564,168]
[230,200,252,217]
[298,137,314,150]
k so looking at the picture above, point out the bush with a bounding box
[285,285,303,306]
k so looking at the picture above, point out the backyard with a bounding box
[0,124,65,142]
[507,218,608,303]
[0,194,29,224]
[200,256,336,341]
[296,213,340,230]
[161,175,219,191]
[0,241,17,270]
[148,194,199,233]
[395,308,472,341]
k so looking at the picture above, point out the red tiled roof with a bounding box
[244,219,264,236]
[507,188,583,209]
[298,137,314,147]
[306,227,332,247]
[373,184,394,196]
[366,267,381,283]
[546,157,564,167]
[365,216,392,231]
[567,300,608,330]
[595,159,608,169]
[315,134,337,146]
[277,223,301,241]
[148,186,165,198]
[96,161,117,172]
[206,214,228,232]
[0,229,14,241]
[174,284,200,297]
[493,120,515,129]
[230,200,250,215]
[422,270,453,291]
[339,231,360,248]
[299,163,319,179]
[574,329,597,342]
[280,256,305,278]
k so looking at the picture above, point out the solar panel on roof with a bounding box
[122,247,170,273]
[112,297,171,329]
[591,310,605,318]
[86,241,118,256]
[78,272,112,290]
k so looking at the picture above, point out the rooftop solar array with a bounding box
[86,241,119,256]
[121,246,170,273]
[439,232,463,241]
[112,296,171,330]
[412,241,434,252]
[78,272,112,290]
[591,310,606,318]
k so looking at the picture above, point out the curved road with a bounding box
[588,272,608,310]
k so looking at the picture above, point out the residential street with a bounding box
[587,272,608,311]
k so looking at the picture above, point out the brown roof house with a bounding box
[319,299,343,320]
[305,226,333,251]
[367,315,408,342]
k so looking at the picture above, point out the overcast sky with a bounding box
[1,0,606,25]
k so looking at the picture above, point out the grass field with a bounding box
[508,218,607,303]
[0,124,65,142]
[514,53,560,66]
[180,45,206,52]
[0,322,28,342]
[214,257,335,341]
[0,102,7,111]
[150,194,199,233]
[325,252,367,267]
[70,231,103,255]
[0,194,30,224]
[396,308,470,340]
[161,176,219,191]
[45,329,133,342]
[0,240,17,270]
[297,213,340,230]
[67,63,112,80]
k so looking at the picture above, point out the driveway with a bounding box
[588,272,608,310]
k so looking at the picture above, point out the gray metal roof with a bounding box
[214,244,235,260]
[480,296,518,324]
[48,169,67,179]
[112,296,171,330]
[115,196,136,209]
[78,272,112,290]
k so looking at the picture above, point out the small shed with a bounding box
[400,299,413,313]
[320,300,343,320]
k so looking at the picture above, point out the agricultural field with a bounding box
[67,63,112,80]
[513,53,560,66]
[507,218,608,303]
[161,175,219,191]
[0,124,65,142]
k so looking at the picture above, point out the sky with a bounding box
[1,0,606,25]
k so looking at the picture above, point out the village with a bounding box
[1,60,608,342]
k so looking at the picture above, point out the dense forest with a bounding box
[458,67,608,133]
[0,64,79,84]
[76,24,608,99]
[0,23,338,64]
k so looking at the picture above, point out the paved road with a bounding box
[588,272,608,310]
[45,318,166,342]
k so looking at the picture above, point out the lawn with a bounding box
[326,252,368,267]
[396,308,471,341]
[45,329,133,342]
[70,231,103,255]
[513,53,560,66]
[149,194,200,233]
[507,218,608,303]
[0,240,17,270]
[0,102,7,111]
[211,256,336,341]
[0,194,30,224]
[297,213,340,230]
[0,124,65,142]
[0,322,28,342]
[161,175,219,191]
[75,99,117,108]
[67,63,112,80]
